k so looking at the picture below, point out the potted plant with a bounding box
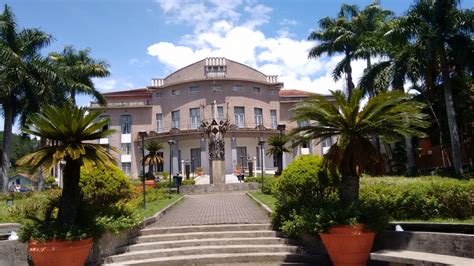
[290,90,429,265]
[16,104,117,266]
[143,141,164,188]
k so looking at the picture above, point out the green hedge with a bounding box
[360,176,474,220]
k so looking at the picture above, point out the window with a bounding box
[171,111,180,129]
[99,115,110,131]
[233,85,243,91]
[269,90,275,95]
[191,148,201,168]
[211,85,223,92]
[273,154,278,167]
[254,108,263,126]
[189,108,200,129]
[253,87,261,93]
[234,107,245,128]
[298,120,309,128]
[321,137,332,155]
[156,113,163,133]
[120,115,131,134]
[189,86,200,93]
[236,147,247,168]
[171,89,180,96]
[155,92,162,98]
[121,143,131,155]
[270,110,277,129]
[121,162,131,175]
[217,106,224,120]
[205,65,226,77]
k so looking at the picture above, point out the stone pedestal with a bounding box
[210,160,225,184]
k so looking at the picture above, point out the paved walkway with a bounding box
[151,193,270,227]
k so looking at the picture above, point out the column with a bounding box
[231,134,237,172]
[200,134,208,174]
[172,140,179,176]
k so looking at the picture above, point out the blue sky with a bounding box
[2,0,472,132]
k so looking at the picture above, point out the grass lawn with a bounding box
[135,193,183,219]
[249,191,277,211]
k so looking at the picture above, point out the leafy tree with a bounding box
[0,132,39,166]
[290,90,429,205]
[265,135,291,175]
[17,104,117,227]
[49,45,110,105]
[0,5,57,192]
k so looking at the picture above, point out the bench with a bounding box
[370,249,474,266]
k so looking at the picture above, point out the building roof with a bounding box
[102,88,151,98]
[279,89,313,97]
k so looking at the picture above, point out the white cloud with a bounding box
[149,0,368,94]
[129,58,139,65]
[93,78,135,92]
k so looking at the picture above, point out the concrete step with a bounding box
[140,223,272,235]
[119,237,302,253]
[106,244,304,263]
[104,252,329,265]
[133,230,282,244]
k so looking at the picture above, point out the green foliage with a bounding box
[44,176,56,186]
[182,179,196,186]
[244,175,278,195]
[0,132,39,167]
[360,176,474,220]
[80,165,134,214]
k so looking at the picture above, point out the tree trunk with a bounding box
[345,54,355,99]
[1,103,14,192]
[36,138,48,191]
[57,158,82,227]
[439,47,463,175]
[405,136,416,176]
[338,173,359,205]
[70,89,76,105]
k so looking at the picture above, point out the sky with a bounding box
[1,0,472,132]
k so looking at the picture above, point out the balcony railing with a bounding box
[90,101,151,108]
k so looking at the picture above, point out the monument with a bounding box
[201,101,230,184]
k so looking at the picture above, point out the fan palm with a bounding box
[49,45,110,105]
[265,135,291,175]
[17,104,117,227]
[0,4,58,192]
[144,141,163,175]
[290,90,429,205]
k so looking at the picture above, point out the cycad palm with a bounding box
[144,142,163,174]
[17,104,117,227]
[265,135,291,175]
[291,90,429,204]
[49,45,110,105]
[0,4,57,192]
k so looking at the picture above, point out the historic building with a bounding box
[89,57,333,179]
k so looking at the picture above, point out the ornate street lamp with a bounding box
[258,136,265,193]
[138,131,148,209]
[277,124,286,176]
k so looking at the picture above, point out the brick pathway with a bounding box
[151,193,270,227]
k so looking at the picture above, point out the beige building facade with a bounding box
[90,58,333,179]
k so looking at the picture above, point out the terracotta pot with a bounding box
[28,238,93,266]
[144,180,156,188]
[319,225,375,266]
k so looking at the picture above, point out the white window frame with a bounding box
[171,110,180,129]
[156,113,163,133]
[120,115,132,134]
[121,162,131,175]
[253,87,261,93]
[211,85,223,92]
[171,89,180,96]
[234,106,245,128]
[121,143,131,155]
[270,110,277,129]
[189,86,200,93]
[233,85,243,92]
[189,108,200,129]
[254,108,263,126]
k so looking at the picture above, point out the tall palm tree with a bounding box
[0,4,57,192]
[365,0,473,175]
[266,135,291,176]
[144,141,163,176]
[17,104,117,227]
[49,45,110,105]
[290,90,429,205]
[308,1,392,98]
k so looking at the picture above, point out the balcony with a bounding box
[89,100,152,109]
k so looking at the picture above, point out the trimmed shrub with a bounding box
[245,175,278,195]
[360,176,474,220]
[182,179,196,186]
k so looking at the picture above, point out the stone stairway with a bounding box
[103,223,329,265]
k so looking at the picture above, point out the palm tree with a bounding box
[17,104,116,227]
[266,135,291,176]
[144,142,163,177]
[308,1,392,98]
[290,90,429,205]
[49,45,110,105]
[365,0,473,175]
[0,4,58,192]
